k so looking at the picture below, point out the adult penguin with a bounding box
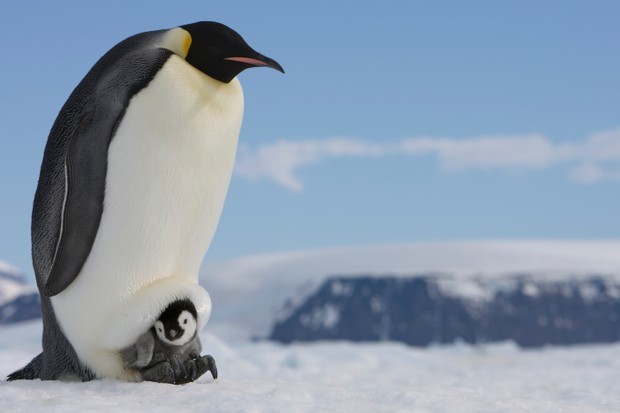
[8,21,283,382]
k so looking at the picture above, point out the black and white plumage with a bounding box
[121,299,217,383]
[7,22,282,382]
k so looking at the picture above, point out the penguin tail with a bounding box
[7,353,43,381]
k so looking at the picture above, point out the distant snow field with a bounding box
[1,320,619,413]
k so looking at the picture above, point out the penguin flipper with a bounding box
[120,331,154,369]
[36,110,114,297]
[32,38,173,297]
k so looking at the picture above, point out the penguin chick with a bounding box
[121,299,217,384]
[154,299,199,347]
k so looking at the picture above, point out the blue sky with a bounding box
[1,1,619,276]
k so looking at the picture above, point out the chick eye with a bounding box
[183,318,188,325]
[158,328,163,333]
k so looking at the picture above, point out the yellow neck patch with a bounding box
[161,27,192,59]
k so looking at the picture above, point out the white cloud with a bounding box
[234,127,620,191]
[400,134,564,170]
[569,162,620,184]
[235,138,389,192]
[563,128,620,183]
[568,163,606,184]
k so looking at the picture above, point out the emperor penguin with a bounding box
[7,21,283,382]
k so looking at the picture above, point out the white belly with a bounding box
[51,55,243,379]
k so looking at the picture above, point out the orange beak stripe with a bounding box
[224,56,270,67]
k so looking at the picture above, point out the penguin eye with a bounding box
[158,328,163,333]
[183,318,188,325]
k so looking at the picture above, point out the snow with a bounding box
[200,241,620,340]
[1,320,620,412]
[299,303,340,330]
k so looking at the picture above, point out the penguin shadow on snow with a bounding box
[120,299,217,384]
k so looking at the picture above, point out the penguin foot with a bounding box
[169,355,186,380]
[140,361,175,384]
[190,354,217,381]
[201,355,218,380]
[137,354,217,384]
[7,353,43,380]
[173,354,217,384]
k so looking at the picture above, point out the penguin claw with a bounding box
[194,354,218,380]
[204,355,218,380]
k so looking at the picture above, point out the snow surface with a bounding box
[200,241,620,340]
[1,320,619,413]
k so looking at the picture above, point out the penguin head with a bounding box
[153,299,198,346]
[179,21,284,83]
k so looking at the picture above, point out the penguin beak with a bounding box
[224,55,285,74]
